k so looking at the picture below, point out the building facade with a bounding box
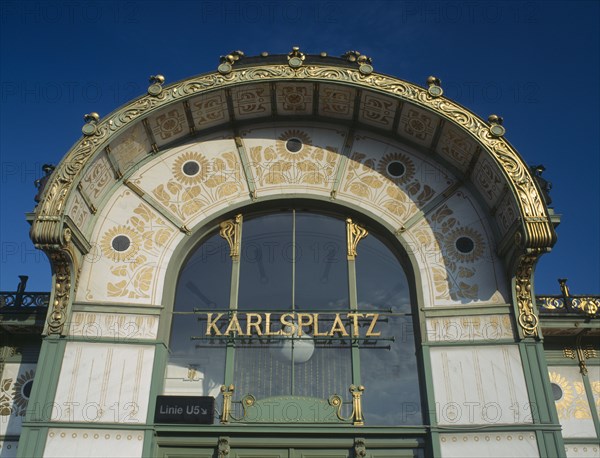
[1,49,599,457]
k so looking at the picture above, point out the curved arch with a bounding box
[29,54,552,339]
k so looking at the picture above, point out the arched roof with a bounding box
[29,49,556,337]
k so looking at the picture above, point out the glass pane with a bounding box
[356,233,421,425]
[238,212,293,311]
[174,231,231,312]
[166,230,230,396]
[360,316,422,425]
[295,212,348,311]
[356,233,410,313]
[235,340,292,398]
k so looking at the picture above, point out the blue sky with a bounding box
[1,0,598,295]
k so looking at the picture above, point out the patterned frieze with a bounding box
[52,342,154,424]
[357,91,399,130]
[318,83,356,120]
[43,428,144,457]
[66,190,92,233]
[547,365,596,438]
[231,83,272,120]
[426,314,514,342]
[471,154,507,208]
[397,104,440,149]
[435,122,479,173]
[75,188,184,305]
[276,82,314,115]
[188,90,229,131]
[439,432,539,457]
[0,362,36,436]
[429,345,531,425]
[68,312,158,340]
[147,102,189,148]
[108,122,152,175]
[565,444,600,458]
[78,150,115,211]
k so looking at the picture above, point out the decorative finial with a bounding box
[488,114,506,137]
[82,112,100,136]
[426,76,443,97]
[148,74,165,96]
[342,51,373,75]
[287,46,305,68]
[218,50,244,74]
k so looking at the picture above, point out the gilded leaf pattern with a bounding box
[105,203,175,299]
[247,130,339,189]
[151,149,243,222]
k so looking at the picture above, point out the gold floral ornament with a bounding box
[13,369,35,415]
[377,152,415,185]
[172,151,209,185]
[549,371,574,417]
[276,130,312,162]
[444,227,485,263]
[101,225,142,262]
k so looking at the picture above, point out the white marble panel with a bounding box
[426,314,514,342]
[148,103,189,147]
[318,84,355,120]
[439,432,538,457]
[0,363,36,436]
[109,122,152,173]
[565,444,600,457]
[276,82,313,115]
[52,342,154,424]
[435,123,478,173]
[189,90,229,130]
[397,104,440,148]
[587,364,599,417]
[358,92,398,130]
[547,365,596,438]
[231,83,271,120]
[68,312,158,340]
[79,151,115,210]
[43,428,143,458]
[430,345,532,425]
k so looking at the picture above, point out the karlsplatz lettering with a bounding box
[204,312,381,337]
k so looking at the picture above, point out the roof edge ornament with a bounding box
[426,76,443,97]
[287,46,305,68]
[342,50,373,75]
[218,50,245,75]
[488,114,506,137]
[148,74,165,96]
[81,112,100,136]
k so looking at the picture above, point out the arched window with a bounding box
[165,208,422,426]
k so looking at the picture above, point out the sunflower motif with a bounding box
[172,151,209,185]
[444,227,485,263]
[377,152,415,185]
[549,371,574,415]
[100,225,142,262]
[275,130,312,161]
[13,369,35,414]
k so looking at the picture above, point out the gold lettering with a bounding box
[297,313,314,336]
[206,313,224,336]
[313,313,328,337]
[246,313,263,336]
[329,313,349,336]
[347,313,363,337]
[365,313,381,336]
[263,313,282,335]
[224,314,244,336]
[280,313,297,336]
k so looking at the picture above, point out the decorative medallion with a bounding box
[12,369,34,415]
[548,371,574,414]
[172,151,209,185]
[101,225,142,262]
[276,130,312,161]
[445,227,485,263]
[377,152,415,184]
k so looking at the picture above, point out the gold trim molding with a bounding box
[346,218,368,260]
[219,214,242,260]
[515,254,540,338]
